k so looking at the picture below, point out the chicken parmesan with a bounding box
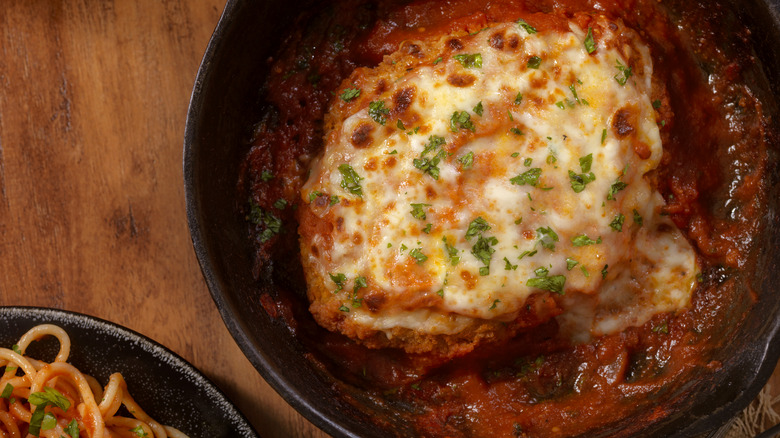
[297,17,698,356]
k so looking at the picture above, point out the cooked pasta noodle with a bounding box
[0,324,189,438]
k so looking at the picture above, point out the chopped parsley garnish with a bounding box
[511,152,520,158]
[389,150,398,154]
[329,273,347,291]
[273,198,288,210]
[614,59,633,86]
[1,383,12,399]
[130,426,149,438]
[546,153,557,165]
[510,128,524,136]
[339,305,350,312]
[490,299,501,310]
[568,84,581,104]
[330,195,340,206]
[518,249,538,259]
[260,170,274,182]
[610,213,626,231]
[527,56,542,69]
[572,234,602,246]
[453,53,483,68]
[536,226,559,251]
[601,128,607,144]
[566,258,579,271]
[400,243,408,251]
[607,179,628,200]
[338,164,364,197]
[368,100,390,125]
[340,88,361,102]
[569,153,596,192]
[66,419,79,438]
[601,264,609,279]
[396,119,406,130]
[353,275,367,293]
[422,223,432,234]
[249,202,282,243]
[517,19,538,34]
[510,168,542,187]
[466,217,491,240]
[28,387,71,436]
[11,345,20,354]
[579,154,593,172]
[450,111,476,132]
[524,158,532,167]
[584,27,596,54]
[410,203,431,220]
[555,101,566,110]
[504,257,518,270]
[308,190,321,202]
[433,57,443,65]
[41,413,57,432]
[514,92,523,105]
[413,135,448,179]
[526,268,566,294]
[458,151,474,169]
[633,209,644,226]
[581,265,590,277]
[652,99,662,109]
[508,110,514,121]
[410,248,428,264]
[443,237,461,266]
[473,101,484,116]
[472,235,498,276]
[652,322,669,334]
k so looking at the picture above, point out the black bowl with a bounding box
[0,307,259,438]
[184,0,780,436]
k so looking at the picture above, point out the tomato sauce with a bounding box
[240,0,771,436]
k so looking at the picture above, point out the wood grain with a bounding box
[0,1,776,437]
[0,1,327,437]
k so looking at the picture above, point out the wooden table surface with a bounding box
[0,2,777,438]
[0,1,327,437]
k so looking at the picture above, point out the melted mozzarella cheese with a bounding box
[301,20,698,342]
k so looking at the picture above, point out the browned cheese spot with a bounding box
[336,216,344,232]
[633,141,652,160]
[611,106,637,139]
[460,270,477,289]
[364,291,387,312]
[530,76,548,89]
[425,185,437,200]
[507,33,519,49]
[310,245,319,257]
[384,156,397,168]
[489,32,505,50]
[376,79,388,94]
[403,42,423,57]
[447,38,464,51]
[393,87,415,115]
[353,232,363,245]
[447,73,477,88]
[314,194,329,207]
[364,156,378,171]
[351,122,375,148]
[522,230,535,240]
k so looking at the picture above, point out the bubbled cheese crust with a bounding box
[298,17,698,356]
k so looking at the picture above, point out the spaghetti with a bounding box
[0,324,188,438]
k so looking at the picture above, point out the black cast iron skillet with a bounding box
[184,0,780,436]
